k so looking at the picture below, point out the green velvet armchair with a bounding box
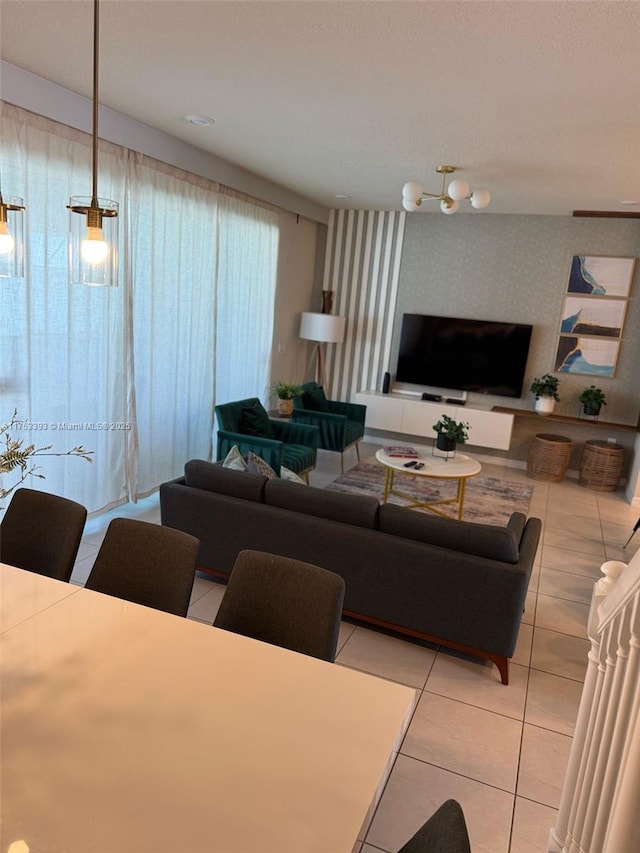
[292,382,366,473]
[215,397,318,480]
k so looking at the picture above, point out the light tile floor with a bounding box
[70,441,640,853]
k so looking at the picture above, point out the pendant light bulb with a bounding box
[68,0,118,286]
[0,220,15,255]
[81,224,109,264]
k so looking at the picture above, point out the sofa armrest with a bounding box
[271,419,319,448]
[291,410,347,449]
[517,517,542,573]
[216,429,283,470]
[327,401,366,425]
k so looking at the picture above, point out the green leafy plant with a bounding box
[271,381,302,400]
[432,414,469,443]
[0,409,93,501]
[578,385,606,408]
[529,373,560,401]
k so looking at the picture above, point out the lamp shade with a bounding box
[299,312,346,344]
[0,195,25,279]
[402,181,423,203]
[470,188,491,209]
[447,179,470,201]
[440,198,459,215]
[68,196,119,287]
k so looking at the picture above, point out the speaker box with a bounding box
[382,371,391,394]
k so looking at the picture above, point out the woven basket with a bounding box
[527,433,573,482]
[579,440,623,492]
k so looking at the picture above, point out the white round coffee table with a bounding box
[375,447,482,519]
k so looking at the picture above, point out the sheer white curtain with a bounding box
[215,193,279,410]
[0,104,129,513]
[127,154,218,496]
[1,103,281,512]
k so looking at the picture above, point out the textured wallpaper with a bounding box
[393,214,640,425]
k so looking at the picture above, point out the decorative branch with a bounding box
[0,410,93,501]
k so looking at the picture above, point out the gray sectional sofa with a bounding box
[160,460,541,684]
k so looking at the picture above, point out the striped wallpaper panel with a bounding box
[323,209,406,401]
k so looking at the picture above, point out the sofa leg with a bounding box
[342,609,512,685]
[490,655,509,685]
[355,441,361,462]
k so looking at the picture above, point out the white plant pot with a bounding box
[535,396,556,416]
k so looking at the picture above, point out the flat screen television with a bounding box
[396,313,533,398]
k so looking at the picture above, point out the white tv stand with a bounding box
[355,390,514,451]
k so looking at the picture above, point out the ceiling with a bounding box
[1,0,639,215]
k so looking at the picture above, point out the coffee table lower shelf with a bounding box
[382,469,471,519]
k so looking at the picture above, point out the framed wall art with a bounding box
[560,296,627,338]
[567,255,635,297]
[555,255,636,377]
[555,335,620,377]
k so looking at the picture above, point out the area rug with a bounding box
[325,461,533,525]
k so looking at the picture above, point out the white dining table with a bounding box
[0,563,416,853]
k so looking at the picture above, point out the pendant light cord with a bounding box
[91,0,99,206]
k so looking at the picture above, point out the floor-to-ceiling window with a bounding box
[0,103,278,513]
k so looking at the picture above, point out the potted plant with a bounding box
[579,385,607,417]
[271,381,302,416]
[432,414,470,453]
[529,373,560,416]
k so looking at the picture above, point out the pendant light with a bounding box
[402,165,491,215]
[68,0,118,287]
[0,188,25,279]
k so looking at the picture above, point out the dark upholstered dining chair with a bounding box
[213,550,346,662]
[292,381,366,473]
[398,799,471,853]
[0,487,87,582]
[85,518,200,617]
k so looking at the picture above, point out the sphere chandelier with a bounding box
[402,165,491,215]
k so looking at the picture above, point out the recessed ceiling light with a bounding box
[334,193,351,200]
[620,199,640,205]
[183,115,215,127]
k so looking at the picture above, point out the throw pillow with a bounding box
[247,451,277,479]
[222,445,248,471]
[303,386,330,412]
[240,403,276,439]
[184,459,267,501]
[280,465,307,484]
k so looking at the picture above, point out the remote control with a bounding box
[414,462,424,470]
[403,460,418,468]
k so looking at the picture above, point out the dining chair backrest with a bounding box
[85,518,200,617]
[0,487,87,582]
[397,799,471,853]
[213,549,346,662]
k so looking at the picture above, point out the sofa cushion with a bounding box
[265,478,379,529]
[222,445,248,471]
[247,451,277,479]
[184,459,267,501]
[281,443,316,474]
[280,465,307,484]
[240,402,276,439]
[302,386,330,412]
[378,504,520,564]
